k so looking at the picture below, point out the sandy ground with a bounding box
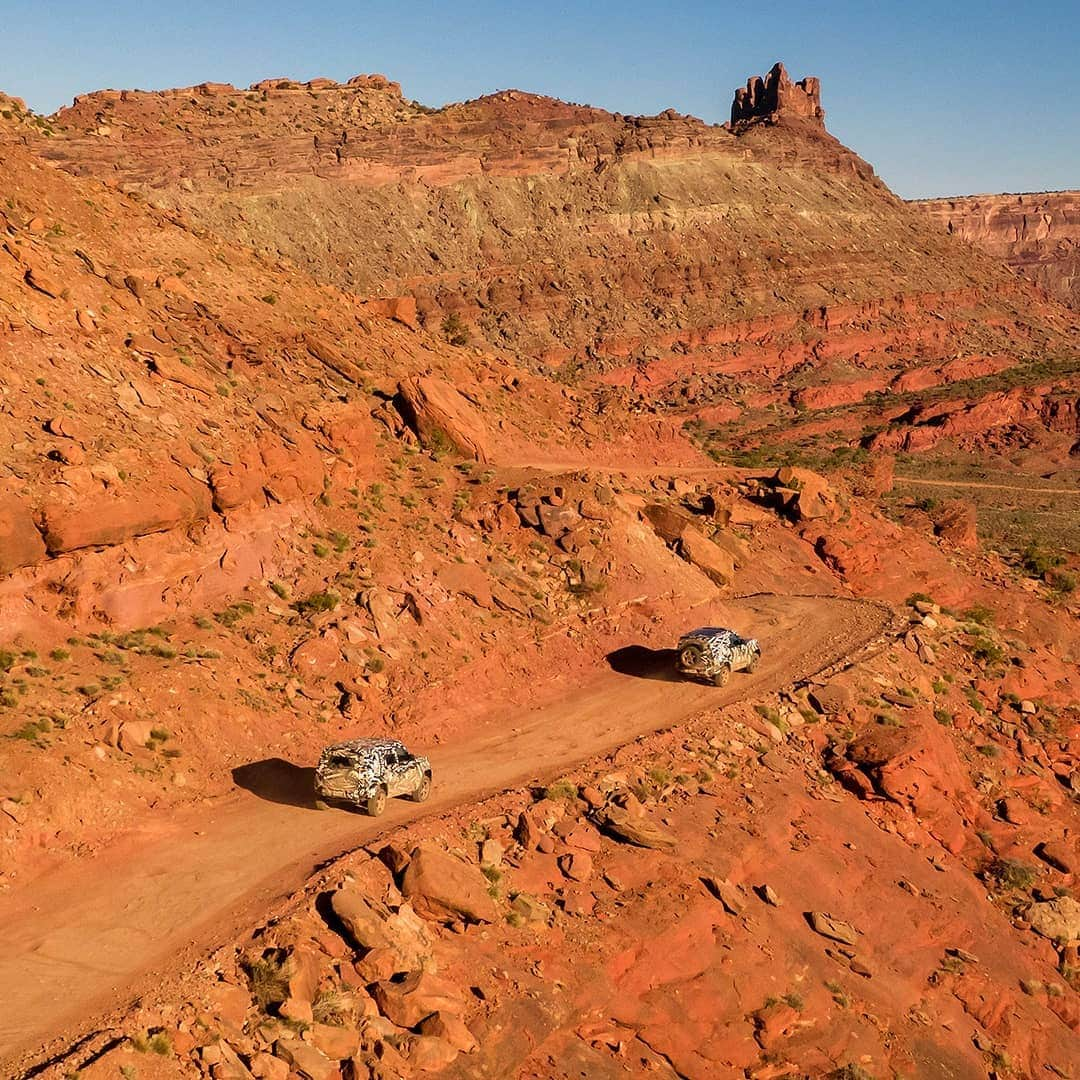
[2,593,889,1071]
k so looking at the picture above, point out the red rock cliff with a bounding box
[731,62,824,127]
[911,190,1080,308]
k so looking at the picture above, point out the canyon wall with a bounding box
[912,190,1080,308]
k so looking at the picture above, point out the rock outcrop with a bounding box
[912,190,1080,308]
[731,62,824,127]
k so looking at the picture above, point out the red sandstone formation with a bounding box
[1,63,1079,1080]
[730,61,824,127]
[912,190,1080,309]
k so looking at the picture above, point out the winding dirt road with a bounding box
[3,593,889,1074]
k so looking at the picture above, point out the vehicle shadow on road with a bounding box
[606,645,683,682]
[232,759,319,809]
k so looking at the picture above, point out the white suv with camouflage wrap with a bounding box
[315,738,432,816]
[677,627,761,687]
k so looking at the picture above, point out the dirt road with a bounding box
[895,476,1080,495]
[3,594,889,1073]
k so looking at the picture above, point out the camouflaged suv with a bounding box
[315,738,432,816]
[677,627,761,687]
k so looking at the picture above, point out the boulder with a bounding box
[933,499,978,550]
[38,465,212,554]
[773,466,837,521]
[480,838,503,867]
[329,885,433,971]
[25,266,63,298]
[702,488,735,525]
[710,528,750,567]
[273,1039,335,1080]
[256,427,325,503]
[400,844,498,925]
[808,911,859,945]
[285,943,322,1005]
[209,444,268,512]
[1035,841,1076,875]
[418,1010,478,1053]
[309,1022,360,1061]
[842,719,978,853]
[559,851,593,882]
[703,876,746,915]
[510,893,551,925]
[536,502,581,538]
[117,721,155,753]
[372,970,462,1028]
[305,401,378,471]
[592,805,676,851]
[250,1052,289,1080]
[0,494,46,574]
[397,376,491,462]
[438,561,494,608]
[1027,896,1080,943]
[678,526,736,587]
[808,682,853,716]
[404,1034,460,1072]
[303,332,367,385]
[642,502,696,543]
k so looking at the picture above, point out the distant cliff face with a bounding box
[730,62,824,128]
[912,191,1080,308]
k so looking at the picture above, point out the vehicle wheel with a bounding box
[679,643,704,670]
[745,654,758,674]
[712,664,732,688]
[410,773,432,803]
[314,798,330,811]
[366,787,388,817]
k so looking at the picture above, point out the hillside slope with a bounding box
[29,70,1079,479]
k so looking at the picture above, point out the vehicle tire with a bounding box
[366,787,388,817]
[679,643,704,670]
[712,664,732,688]
[314,798,330,811]
[745,653,759,674]
[410,772,432,803]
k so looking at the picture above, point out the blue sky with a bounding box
[5,1,1078,199]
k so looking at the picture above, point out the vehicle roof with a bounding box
[321,738,406,756]
[680,626,741,639]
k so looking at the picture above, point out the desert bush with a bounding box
[293,592,339,615]
[441,312,470,346]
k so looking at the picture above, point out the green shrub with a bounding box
[10,719,51,742]
[1022,545,1063,578]
[986,858,1036,892]
[1049,569,1076,597]
[247,953,291,1012]
[964,604,995,626]
[215,601,255,627]
[441,312,470,346]
[293,592,339,616]
[543,779,578,801]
